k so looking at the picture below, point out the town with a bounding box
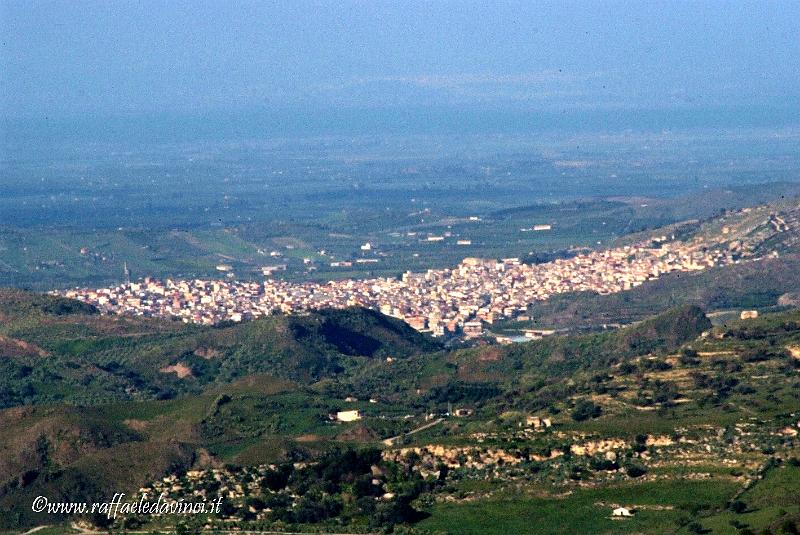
[59,232,748,339]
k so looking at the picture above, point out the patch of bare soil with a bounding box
[159,362,193,378]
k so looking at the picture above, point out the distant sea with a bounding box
[4,104,800,149]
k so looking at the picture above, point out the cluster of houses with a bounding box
[60,229,745,337]
[138,464,389,527]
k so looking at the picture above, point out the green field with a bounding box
[419,480,739,535]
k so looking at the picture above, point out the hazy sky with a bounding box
[2,0,799,118]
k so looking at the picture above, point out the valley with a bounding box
[1,196,799,533]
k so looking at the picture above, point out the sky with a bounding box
[1,0,799,119]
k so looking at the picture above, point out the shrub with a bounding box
[571,400,602,421]
[679,352,701,366]
[687,521,707,534]
[640,358,672,371]
[742,349,770,363]
[778,519,799,535]
[729,500,747,513]
[625,464,647,478]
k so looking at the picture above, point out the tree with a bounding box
[729,500,747,514]
[625,464,647,478]
[571,400,602,421]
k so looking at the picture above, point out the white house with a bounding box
[612,507,634,517]
[336,410,362,422]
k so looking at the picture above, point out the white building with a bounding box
[336,410,362,422]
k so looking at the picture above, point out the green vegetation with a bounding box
[0,289,440,407]
[419,480,739,535]
[5,182,800,290]
[1,214,800,533]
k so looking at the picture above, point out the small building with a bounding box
[526,415,553,429]
[405,316,427,331]
[360,242,373,251]
[336,410,362,422]
[740,310,759,320]
[523,329,556,339]
[261,265,286,276]
[612,507,634,517]
[463,321,483,337]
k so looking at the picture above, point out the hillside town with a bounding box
[58,233,748,338]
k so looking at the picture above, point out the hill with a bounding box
[0,405,195,528]
[0,290,440,408]
[1,297,799,532]
[0,288,98,318]
[488,195,800,332]
[328,305,712,403]
[508,254,800,329]
[2,305,798,532]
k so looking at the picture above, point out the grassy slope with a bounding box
[0,298,798,531]
[417,467,800,535]
[0,292,443,528]
[417,309,800,534]
[0,290,440,406]
[419,480,738,535]
[336,304,711,402]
